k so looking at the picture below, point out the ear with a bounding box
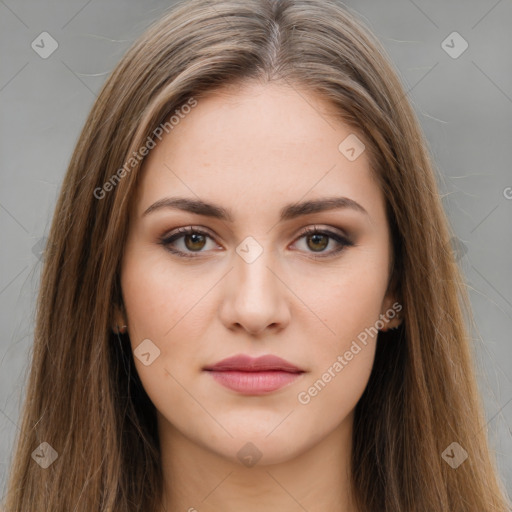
[111,301,127,334]
[379,272,403,331]
[379,294,402,330]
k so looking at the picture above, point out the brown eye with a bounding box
[160,227,217,258]
[160,225,353,259]
[183,232,207,251]
[294,226,354,258]
[306,232,329,252]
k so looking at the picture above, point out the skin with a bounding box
[115,80,400,512]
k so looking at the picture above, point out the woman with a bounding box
[3,0,511,510]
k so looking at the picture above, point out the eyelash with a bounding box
[159,225,354,259]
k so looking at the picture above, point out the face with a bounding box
[117,80,398,465]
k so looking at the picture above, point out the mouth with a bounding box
[203,354,305,395]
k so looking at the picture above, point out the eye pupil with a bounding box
[185,233,206,251]
[307,233,328,252]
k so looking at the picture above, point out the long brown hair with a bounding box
[4,0,510,510]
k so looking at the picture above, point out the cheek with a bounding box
[305,253,390,350]
[120,258,205,429]
[295,342,375,441]
[331,277,385,344]
[120,250,215,401]
[293,248,388,411]
[121,250,213,340]
[294,272,382,422]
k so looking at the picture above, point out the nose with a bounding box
[218,244,291,336]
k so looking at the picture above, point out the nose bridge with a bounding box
[221,235,289,334]
[234,235,280,303]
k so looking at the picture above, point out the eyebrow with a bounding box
[142,196,369,221]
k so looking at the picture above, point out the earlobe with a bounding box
[111,303,128,334]
[379,294,403,332]
[112,323,128,334]
[379,315,402,332]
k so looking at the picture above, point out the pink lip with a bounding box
[203,354,305,395]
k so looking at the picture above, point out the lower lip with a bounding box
[206,370,303,394]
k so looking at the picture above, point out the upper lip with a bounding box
[203,354,304,373]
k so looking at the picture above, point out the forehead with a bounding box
[134,81,384,224]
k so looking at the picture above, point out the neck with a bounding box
[157,411,358,512]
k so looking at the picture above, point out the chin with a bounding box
[200,426,315,467]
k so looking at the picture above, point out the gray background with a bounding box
[1,0,511,501]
